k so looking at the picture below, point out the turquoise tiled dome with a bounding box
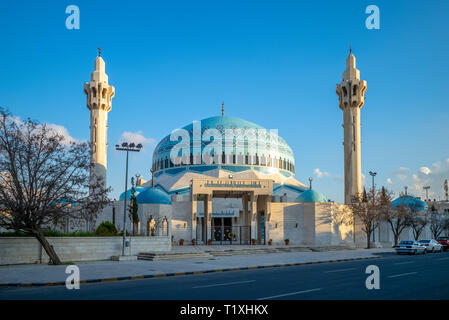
[119,186,145,201]
[152,115,295,174]
[392,195,428,211]
[295,189,328,203]
[136,187,172,205]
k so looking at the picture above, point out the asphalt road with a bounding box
[2,251,449,300]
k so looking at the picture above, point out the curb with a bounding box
[0,255,381,288]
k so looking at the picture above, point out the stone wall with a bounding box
[0,236,170,265]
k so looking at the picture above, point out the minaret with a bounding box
[83,49,115,189]
[336,48,367,205]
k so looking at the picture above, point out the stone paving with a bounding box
[0,248,394,285]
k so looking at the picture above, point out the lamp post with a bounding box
[116,142,142,256]
[369,171,377,244]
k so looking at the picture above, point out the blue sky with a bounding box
[1,0,449,202]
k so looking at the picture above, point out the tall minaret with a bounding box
[336,48,367,205]
[83,49,115,188]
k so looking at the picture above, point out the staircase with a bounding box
[138,251,214,261]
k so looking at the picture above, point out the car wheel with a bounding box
[423,249,427,254]
[413,249,417,255]
[431,248,434,253]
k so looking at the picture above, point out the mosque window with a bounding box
[353,85,358,95]
[92,87,97,98]
[165,157,168,168]
[190,153,193,165]
[232,154,236,164]
[342,86,347,97]
[255,153,259,165]
[222,152,226,164]
[245,154,249,164]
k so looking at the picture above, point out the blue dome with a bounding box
[392,195,428,211]
[136,187,172,205]
[152,115,295,174]
[295,189,328,203]
[119,186,145,201]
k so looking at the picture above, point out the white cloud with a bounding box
[387,178,393,184]
[419,166,431,175]
[392,167,409,180]
[119,131,155,150]
[313,168,330,179]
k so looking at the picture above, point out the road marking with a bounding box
[388,272,418,278]
[192,280,255,289]
[323,268,356,273]
[394,261,415,265]
[436,257,449,261]
[257,288,321,300]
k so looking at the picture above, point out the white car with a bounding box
[418,239,443,253]
[395,240,426,255]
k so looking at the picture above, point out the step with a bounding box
[138,252,214,261]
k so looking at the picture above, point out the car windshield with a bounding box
[399,241,414,245]
[419,240,430,243]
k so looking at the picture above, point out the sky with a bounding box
[1,0,448,203]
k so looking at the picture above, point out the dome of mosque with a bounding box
[295,189,328,203]
[135,187,172,205]
[391,195,428,211]
[152,115,295,175]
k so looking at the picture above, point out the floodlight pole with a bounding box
[116,142,142,256]
[369,171,377,244]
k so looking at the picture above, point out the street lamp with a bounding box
[116,142,142,256]
[369,171,377,244]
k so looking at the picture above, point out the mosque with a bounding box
[85,48,390,247]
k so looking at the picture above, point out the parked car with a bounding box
[437,236,449,251]
[395,240,426,255]
[418,239,443,253]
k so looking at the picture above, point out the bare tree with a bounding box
[379,187,409,246]
[407,210,428,241]
[0,108,110,264]
[429,212,447,239]
[349,188,382,249]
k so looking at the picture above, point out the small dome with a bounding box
[136,187,172,205]
[119,186,145,201]
[392,195,427,211]
[295,189,328,203]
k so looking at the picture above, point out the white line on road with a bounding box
[388,272,418,278]
[192,280,256,289]
[257,288,322,300]
[323,268,356,273]
[436,257,449,261]
[394,261,415,265]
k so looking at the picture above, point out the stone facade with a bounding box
[0,236,170,265]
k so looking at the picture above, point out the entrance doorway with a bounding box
[212,218,232,241]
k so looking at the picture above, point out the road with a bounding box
[1,251,449,300]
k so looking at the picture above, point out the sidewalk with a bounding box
[0,248,394,287]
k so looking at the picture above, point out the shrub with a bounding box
[95,221,118,236]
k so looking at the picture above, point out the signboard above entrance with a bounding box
[192,178,273,196]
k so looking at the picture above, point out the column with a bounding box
[191,195,197,241]
[250,193,257,243]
